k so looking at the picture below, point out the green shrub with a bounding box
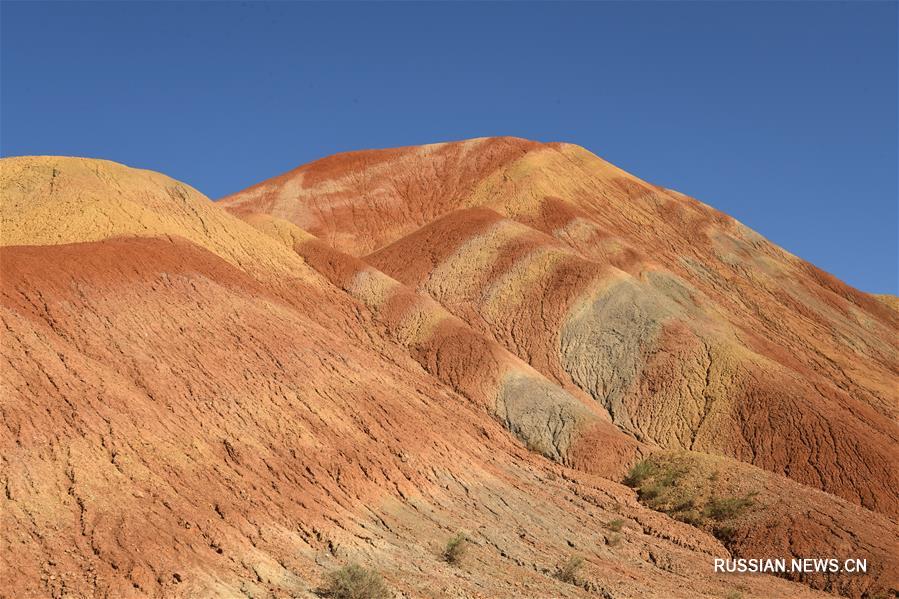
[624,460,655,487]
[604,518,625,532]
[555,555,584,585]
[442,532,468,565]
[322,563,390,599]
[673,509,704,527]
[672,499,696,512]
[704,496,754,521]
[638,483,663,503]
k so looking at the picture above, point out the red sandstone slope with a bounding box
[231,211,899,599]
[2,149,896,599]
[221,137,898,518]
[3,156,838,599]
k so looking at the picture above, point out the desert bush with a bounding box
[604,518,625,532]
[625,456,757,551]
[555,555,584,585]
[623,460,655,487]
[442,532,468,564]
[627,459,686,505]
[672,498,696,512]
[673,509,704,527]
[704,495,754,521]
[322,563,390,599]
[605,533,622,547]
[637,482,663,503]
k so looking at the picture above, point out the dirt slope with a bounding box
[222,138,898,518]
[236,212,899,599]
[2,155,836,599]
[2,147,895,598]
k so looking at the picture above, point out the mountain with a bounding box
[222,137,898,514]
[1,143,896,598]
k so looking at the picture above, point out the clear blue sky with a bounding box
[2,2,896,293]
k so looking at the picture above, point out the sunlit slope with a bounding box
[3,156,834,598]
[223,137,899,517]
[237,209,899,599]
[237,211,641,476]
[1,155,314,284]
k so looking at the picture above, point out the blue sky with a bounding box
[2,1,896,293]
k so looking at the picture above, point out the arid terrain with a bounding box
[1,138,897,598]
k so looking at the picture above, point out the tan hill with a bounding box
[0,147,895,599]
[875,293,899,313]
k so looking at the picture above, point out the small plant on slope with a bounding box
[623,459,656,487]
[704,495,755,521]
[604,518,626,532]
[322,563,390,599]
[555,555,584,585]
[442,532,468,565]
